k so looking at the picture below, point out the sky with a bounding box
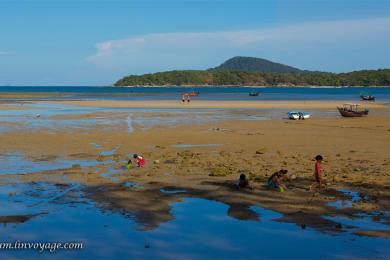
[0,0,390,86]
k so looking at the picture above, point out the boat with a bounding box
[360,94,375,101]
[249,91,260,96]
[182,91,199,97]
[337,103,369,117]
[288,111,311,120]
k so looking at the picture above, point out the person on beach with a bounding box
[237,174,250,189]
[311,155,324,191]
[267,169,288,192]
[298,112,304,120]
[125,159,133,169]
[181,94,190,103]
[133,154,145,167]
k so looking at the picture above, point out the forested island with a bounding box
[114,57,390,87]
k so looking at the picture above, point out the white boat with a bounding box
[288,111,311,120]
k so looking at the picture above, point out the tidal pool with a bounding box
[160,188,187,194]
[171,144,223,148]
[0,186,389,259]
[0,153,108,175]
[328,189,368,209]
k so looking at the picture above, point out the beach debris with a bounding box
[164,159,177,164]
[219,151,230,157]
[153,160,160,164]
[209,127,231,132]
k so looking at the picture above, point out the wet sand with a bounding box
[1,101,389,237]
[0,104,33,110]
[0,92,66,99]
[46,99,387,109]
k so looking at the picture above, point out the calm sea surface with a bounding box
[1,86,390,101]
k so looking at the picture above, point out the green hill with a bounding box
[210,56,304,73]
[114,56,390,87]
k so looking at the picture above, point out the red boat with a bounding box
[182,91,199,97]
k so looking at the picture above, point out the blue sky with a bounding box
[0,0,389,86]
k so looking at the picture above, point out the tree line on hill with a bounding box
[114,69,390,87]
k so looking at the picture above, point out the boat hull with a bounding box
[337,107,369,117]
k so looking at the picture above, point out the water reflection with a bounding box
[0,182,389,259]
[0,153,108,175]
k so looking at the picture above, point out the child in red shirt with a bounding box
[133,154,145,167]
[314,155,324,190]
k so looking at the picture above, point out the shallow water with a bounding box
[0,100,351,133]
[160,188,187,194]
[99,165,128,182]
[100,146,121,156]
[1,86,390,102]
[0,153,108,175]
[1,191,389,258]
[0,102,277,133]
[328,189,367,209]
[123,182,143,189]
[324,215,390,231]
[171,143,223,148]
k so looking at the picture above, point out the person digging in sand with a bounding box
[125,159,133,169]
[133,154,145,167]
[237,174,250,189]
[267,169,288,192]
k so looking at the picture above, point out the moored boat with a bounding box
[360,95,375,101]
[187,91,199,97]
[360,92,375,101]
[288,111,311,120]
[182,91,199,97]
[337,103,369,117]
[249,91,260,96]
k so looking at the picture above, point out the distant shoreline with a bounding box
[41,100,387,109]
[1,85,390,90]
[117,85,390,88]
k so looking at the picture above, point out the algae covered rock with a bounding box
[209,165,234,176]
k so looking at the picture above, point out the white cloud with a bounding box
[0,51,14,56]
[87,17,390,73]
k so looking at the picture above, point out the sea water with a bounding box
[1,86,390,101]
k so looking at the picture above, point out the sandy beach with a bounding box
[46,99,387,109]
[1,99,389,237]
